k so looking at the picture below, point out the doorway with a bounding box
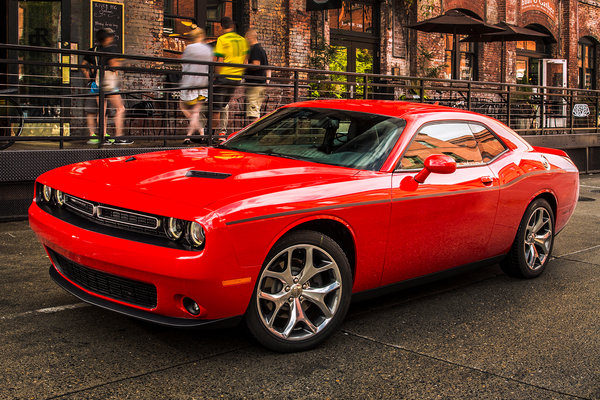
[329,41,377,99]
[540,59,567,128]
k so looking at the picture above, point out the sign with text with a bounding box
[306,0,342,11]
[521,0,557,21]
[90,0,124,53]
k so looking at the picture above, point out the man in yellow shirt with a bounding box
[212,17,248,136]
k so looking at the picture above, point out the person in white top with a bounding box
[179,27,212,144]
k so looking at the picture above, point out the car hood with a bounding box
[40,147,360,217]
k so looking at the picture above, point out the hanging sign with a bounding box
[521,0,557,21]
[306,0,342,11]
[91,0,124,52]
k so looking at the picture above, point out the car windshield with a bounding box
[222,107,406,171]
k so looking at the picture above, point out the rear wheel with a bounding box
[501,198,554,279]
[246,230,352,352]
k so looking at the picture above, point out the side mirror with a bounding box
[413,154,457,183]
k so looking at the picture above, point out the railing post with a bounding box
[506,85,511,127]
[594,92,600,133]
[363,74,369,100]
[59,96,64,149]
[293,71,299,102]
[569,90,574,134]
[539,90,545,134]
[207,64,214,146]
[98,63,105,146]
[419,79,424,103]
[467,82,472,111]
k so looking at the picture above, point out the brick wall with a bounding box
[124,0,164,57]
[69,0,600,91]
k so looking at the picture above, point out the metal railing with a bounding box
[2,43,600,150]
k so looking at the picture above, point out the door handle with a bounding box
[481,176,494,185]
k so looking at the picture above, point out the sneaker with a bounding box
[113,138,134,145]
[87,134,100,145]
[101,135,115,145]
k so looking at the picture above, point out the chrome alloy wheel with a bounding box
[256,244,343,341]
[523,207,553,271]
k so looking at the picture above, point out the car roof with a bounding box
[287,99,478,119]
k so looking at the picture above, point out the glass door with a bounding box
[541,59,567,128]
[18,0,62,118]
[329,41,374,99]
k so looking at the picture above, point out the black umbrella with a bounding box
[460,22,551,42]
[460,22,551,82]
[408,10,504,79]
[407,9,504,35]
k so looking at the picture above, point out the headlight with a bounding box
[54,190,65,207]
[42,185,53,202]
[165,217,185,240]
[188,222,205,247]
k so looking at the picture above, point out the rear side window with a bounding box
[399,122,483,169]
[469,123,507,162]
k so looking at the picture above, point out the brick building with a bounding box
[1,0,600,90]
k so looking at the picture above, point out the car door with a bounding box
[382,121,501,285]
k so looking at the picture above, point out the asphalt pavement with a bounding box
[0,175,599,400]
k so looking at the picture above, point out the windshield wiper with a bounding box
[227,148,305,161]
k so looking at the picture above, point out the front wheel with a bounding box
[246,230,352,352]
[501,198,555,279]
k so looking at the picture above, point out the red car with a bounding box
[29,100,579,352]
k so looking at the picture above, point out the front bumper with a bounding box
[49,265,241,328]
[30,202,257,321]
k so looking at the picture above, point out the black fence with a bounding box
[2,43,600,151]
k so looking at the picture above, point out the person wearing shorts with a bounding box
[244,29,270,123]
[212,17,248,136]
[81,44,100,143]
[179,27,212,144]
[95,28,130,145]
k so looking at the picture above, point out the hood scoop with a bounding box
[186,170,232,180]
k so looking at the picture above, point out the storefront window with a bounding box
[17,1,62,117]
[444,34,476,80]
[163,0,196,53]
[578,38,596,90]
[162,0,235,53]
[205,0,234,40]
[329,1,374,34]
[515,31,552,86]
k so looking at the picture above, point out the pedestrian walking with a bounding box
[179,27,212,144]
[95,28,130,145]
[212,17,248,137]
[81,41,101,144]
[244,29,270,124]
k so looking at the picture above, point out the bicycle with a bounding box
[0,88,24,150]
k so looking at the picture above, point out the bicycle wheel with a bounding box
[0,97,24,150]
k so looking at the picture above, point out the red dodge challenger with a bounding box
[29,100,579,352]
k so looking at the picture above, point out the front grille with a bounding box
[64,194,94,216]
[50,250,157,309]
[61,192,163,236]
[97,206,160,229]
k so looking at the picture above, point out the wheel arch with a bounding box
[531,190,558,226]
[281,217,357,281]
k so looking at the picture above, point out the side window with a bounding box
[399,122,484,169]
[469,123,507,162]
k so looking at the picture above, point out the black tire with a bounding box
[246,230,352,352]
[501,198,555,279]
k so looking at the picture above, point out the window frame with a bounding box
[578,37,596,90]
[394,120,509,172]
[444,34,478,80]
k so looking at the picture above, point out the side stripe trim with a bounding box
[225,170,557,226]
